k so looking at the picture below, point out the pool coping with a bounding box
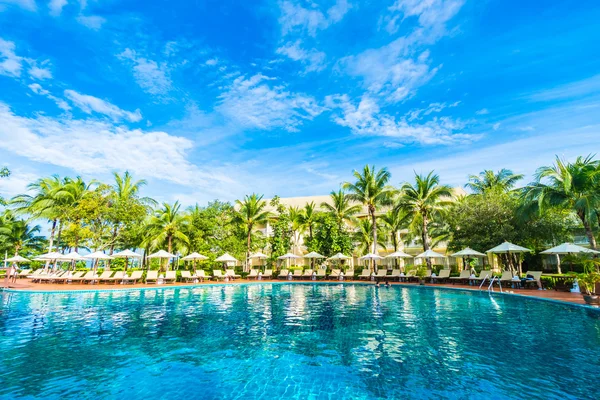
[2,280,599,312]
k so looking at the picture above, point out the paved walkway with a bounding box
[2,278,589,306]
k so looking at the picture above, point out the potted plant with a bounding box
[415,266,427,285]
[577,272,600,305]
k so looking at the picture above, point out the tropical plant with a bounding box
[145,202,190,269]
[234,194,270,271]
[343,165,395,266]
[320,189,361,229]
[380,208,410,252]
[465,169,524,194]
[288,205,304,255]
[306,213,352,258]
[521,155,599,250]
[398,171,453,267]
[353,218,387,257]
[301,201,318,243]
[0,212,45,255]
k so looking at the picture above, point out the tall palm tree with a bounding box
[398,171,453,267]
[321,189,361,229]
[380,208,410,252]
[108,171,156,253]
[145,202,190,267]
[10,175,66,254]
[0,214,45,255]
[521,155,599,250]
[353,219,387,258]
[465,169,523,194]
[288,206,305,255]
[301,202,318,243]
[234,194,270,271]
[343,165,395,266]
[57,176,96,252]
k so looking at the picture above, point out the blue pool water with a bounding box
[1,284,599,399]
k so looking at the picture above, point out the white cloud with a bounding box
[276,40,326,74]
[0,38,23,77]
[325,94,478,145]
[0,169,40,199]
[48,0,67,16]
[341,40,438,102]
[0,102,234,188]
[492,122,500,130]
[28,65,52,80]
[475,108,489,115]
[77,15,106,30]
[526,74,600,102]
[205,58,218,66]
[0,0,37,11]
[28,83,71,111]
[384,0,465,35]
[279,0,351,37]
[64,90,142,122]
[407,101,460,120]
[118,48,172,96]
[216,73,322,131]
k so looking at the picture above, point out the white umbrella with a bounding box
[86,251,114,272]
[415,249,446,259]
[277,252,300,260]
[182,252,209,261]
[250,252,268,259]
[304,251,325,268]
[385,251,413,259]
[328,253,351,260]
[359,253,383,260]
[486,242,532,254]
[147,250,177,271]
[216,253,238,263]
[112,249,142,271]
[451,247,486,257]
[5,255,31,263]
[36,251,65,260]
[61,251,87,261]
[541,243,600,274]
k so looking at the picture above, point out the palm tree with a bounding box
[234,194,270,271]
[301,202,318,243]
[343,165,395,267]
[380,208,410,252]
[321,189,361,229]
[108,171,156,253]
[353,219,387,258]
[288,206,305,255]
[465,169,524,194]
[145,202,190,270]
[521,155,599,250]
[398,171,453,267]
[0,214,45,255]
[10,175,66,254]
[57,176,96,252]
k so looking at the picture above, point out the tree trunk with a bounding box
[45,219,58,271]
[109,225,118,255]
[556,254,562,274]
[167,235,172,271]
[421,214,432,269]
[582,218,598,250]
[370,207,377,273]
[246,225,252,273]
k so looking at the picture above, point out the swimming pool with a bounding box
[1,283,599,399]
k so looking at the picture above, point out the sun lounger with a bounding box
[180,270,195,282]
[302,269,314,278]
[27,269,43,280]
[17,269,32,278]
[278,269,289,279]
[164,270,177,283]
[449,270,471,284]
[122,270,143,284]
[430,269,450,283]
[75,271,95,283]
[262,269,273,279]
[523,271,543,289]
[315,268,326,279]
[470,270,492,284]
[225,269,241,279]
[292,269,303,279]
[66,271,86,283]
[196,270,211,281]
[248,269,259,279]
[344,269,354,279]
[358,269,372,280]
[84,271,101,284]
[40,271,67,283]
[213,270,225,280]
[389,269,401,281]
[102,271,122,284]
[374,269,388,279]
[328,269,341,279]
[145,270,159,284]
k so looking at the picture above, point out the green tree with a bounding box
[380,208,410,252]
[0,212,45,256]
[145,202,190,269]
[398,171,453,267]
[521,155,599,250]
[306,213,352,258]
[465,169,523,194]
[0,167,10,205]
[320,189,361,230]
[343,165,395,266]
[301,201,318,243]
[234,194,270,271]
[353,218,387,257]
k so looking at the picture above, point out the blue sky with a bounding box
[1,0,600,205]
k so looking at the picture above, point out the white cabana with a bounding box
[112,249,142,271]
[541,243,600,274]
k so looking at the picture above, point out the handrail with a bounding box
[478,274,490,290]
[487,276,496,292]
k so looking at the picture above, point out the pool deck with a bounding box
[2,278,590,306]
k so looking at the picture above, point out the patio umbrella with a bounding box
[304,251,325,268]
[113,249,142,271]
[5,255,31,263]
[541,243,600,273]
[87,251,114,272]
[148,250,177,271]
[250,252,268,269]
[36,251,65,261]
[182,252,208,272]
[415,249,447,269]
[486,241,532,274]
[277,252,300,268]
[451,247,486,271]
[61,251,88,271]
[384,250,413,270]
[360,253,383,272]
[216,253,238,268]
[328,253,351,260]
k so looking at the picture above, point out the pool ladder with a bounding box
[479,275,502,293]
